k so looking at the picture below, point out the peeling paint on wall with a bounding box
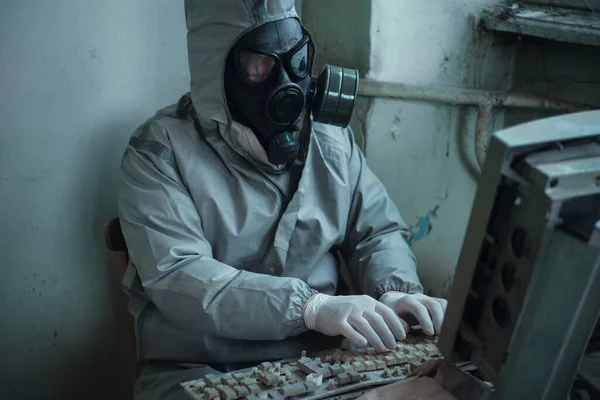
[407,205,439,247]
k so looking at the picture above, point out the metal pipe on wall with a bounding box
[475,105,494,170]
[358,79,590,111]
[357,79,593,169]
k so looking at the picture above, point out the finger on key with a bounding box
[422,298,444,334]
[405,299,435,335]
[338,321,368,348]
[374,302,406,341]
[399,317,410,333]
[436,298,448,313]
[363,311,396,350]
[351,317,387,352]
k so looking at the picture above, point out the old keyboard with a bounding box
[181,334,440,400]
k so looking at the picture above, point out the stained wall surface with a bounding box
[0,1,190,398]
[363,0,507,296]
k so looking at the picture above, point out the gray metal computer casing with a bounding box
[439,110,600,399]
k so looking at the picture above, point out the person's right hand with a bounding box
[302,294,407,352]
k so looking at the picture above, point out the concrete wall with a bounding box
[357,2,600,298]
[364,0,509,297]
[0,1,190,399]
[302,0,372,77]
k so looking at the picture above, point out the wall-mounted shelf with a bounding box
[483,2,600,47]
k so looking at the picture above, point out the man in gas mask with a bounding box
[118,1,447,398]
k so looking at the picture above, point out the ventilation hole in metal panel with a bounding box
[492,297,511,329]
[501,263,517,292]
[511,228,531,259]
[479,237,492,265]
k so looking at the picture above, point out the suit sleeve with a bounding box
[118,120,316,341]
[341,128,424,298]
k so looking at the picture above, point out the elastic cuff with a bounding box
[373,281,423,299]
[302,294,318,321]
[287,286,320,337]
[302,293,331,330]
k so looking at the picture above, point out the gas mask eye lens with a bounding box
[290,43,309,79]
[238,51,276,83]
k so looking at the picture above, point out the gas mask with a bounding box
[224,18,359,165]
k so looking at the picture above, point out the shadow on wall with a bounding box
[0,1,189,398]
[0,114,137,397]
[0,123,137,400]
[78,121,138,398]
[51,121,136,400]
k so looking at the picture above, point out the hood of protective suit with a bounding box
[184,0,302,171]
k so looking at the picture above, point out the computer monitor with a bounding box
[438,110,600,399]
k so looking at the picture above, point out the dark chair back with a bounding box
[103,217,141,377]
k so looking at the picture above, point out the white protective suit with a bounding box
[118,0,424,398]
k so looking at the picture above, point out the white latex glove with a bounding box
[303,294,407,352]
[379,292,448,336]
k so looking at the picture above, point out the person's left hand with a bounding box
[378,292,447,336]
